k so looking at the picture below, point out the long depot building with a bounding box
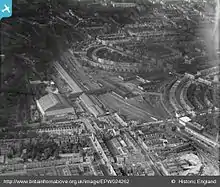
[36,93,75,121]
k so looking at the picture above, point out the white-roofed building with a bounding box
[110,1,136,8]
[178,116,191,126]
[36,93,75,120]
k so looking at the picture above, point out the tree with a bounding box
[171,126,177,132]
[22,153,28,162]
[54,148,60,159]
[31,147,38,160]
[7,152,13,159]
[36,152,41,161]
[44,147,52,160]
[41,132,50,140]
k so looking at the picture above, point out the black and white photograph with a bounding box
[0,0,219,184]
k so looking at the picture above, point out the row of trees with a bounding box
[5,132,92,162]
[6,133,59,161]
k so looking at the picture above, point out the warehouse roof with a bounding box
[37,93,73,113]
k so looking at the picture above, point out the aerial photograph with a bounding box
[0,0,219,177]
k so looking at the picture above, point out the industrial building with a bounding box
[110,1,136,8]
[36,93,75,120]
